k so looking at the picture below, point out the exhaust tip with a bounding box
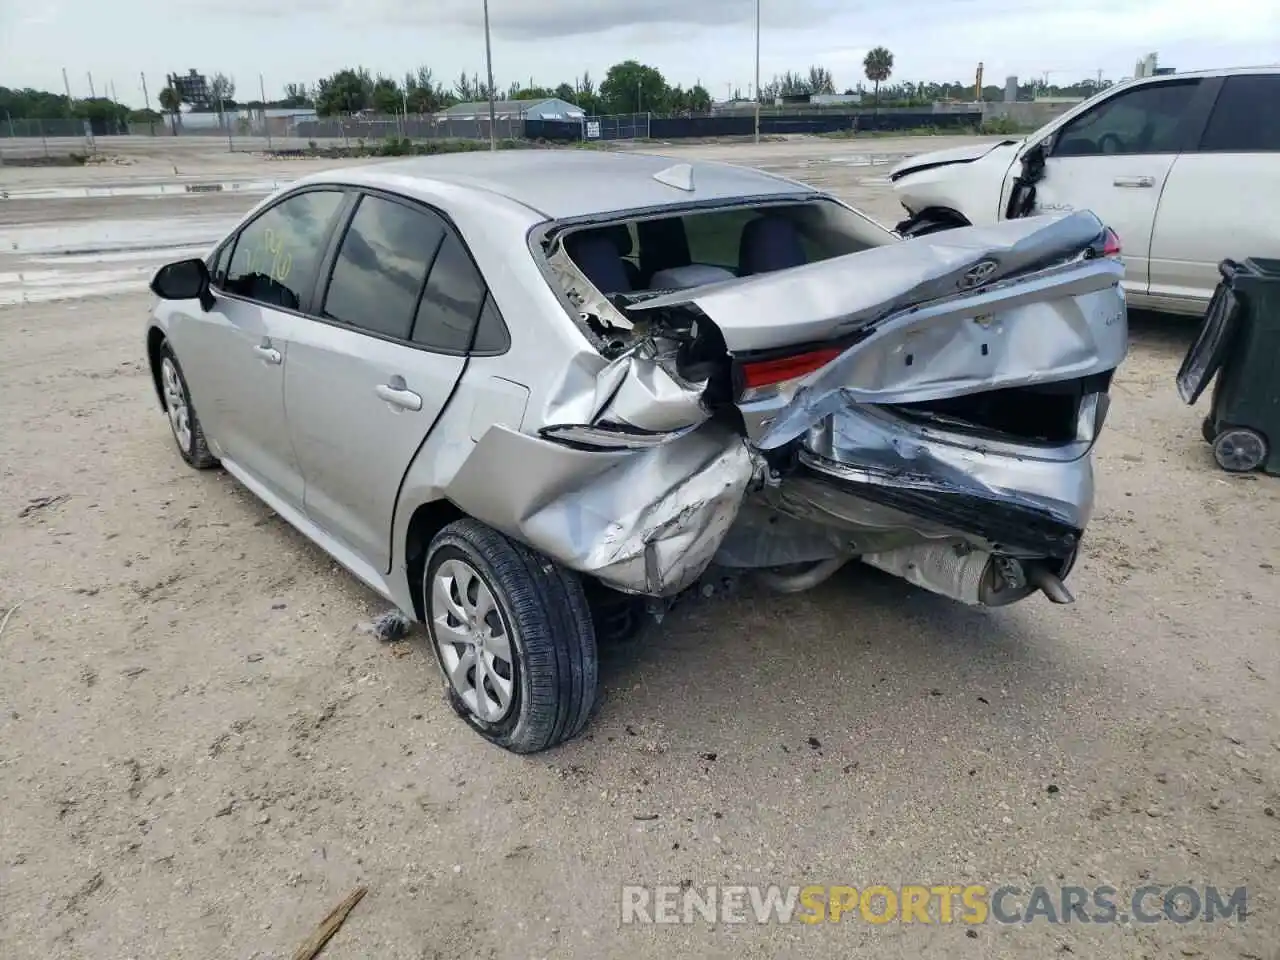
[1026,564,1075,604]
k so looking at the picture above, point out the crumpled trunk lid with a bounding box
[629,210,1112,354]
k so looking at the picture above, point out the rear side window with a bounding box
[224,190,345,311]
[322,195,446,339]
[412,233,487,352]
[1199,75,1280,153]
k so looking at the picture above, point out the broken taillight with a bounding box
[737,346,843,398]
[1102,227,1122,258]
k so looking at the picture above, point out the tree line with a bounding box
[3,46,1116,124]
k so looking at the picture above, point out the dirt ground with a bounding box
[1,137,1278,960]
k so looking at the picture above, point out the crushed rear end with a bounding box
[453,208,1127,608]
[622,211,1126,605]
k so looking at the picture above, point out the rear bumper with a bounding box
[795,449,1085,560]
[797,399,1097,545]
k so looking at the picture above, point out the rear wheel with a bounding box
[424,519,598,754]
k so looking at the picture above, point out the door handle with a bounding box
[253,343,282,365]
[1113,176,1155,188]
[376,379,423,412]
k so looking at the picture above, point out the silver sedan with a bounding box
[145,151,1128,752]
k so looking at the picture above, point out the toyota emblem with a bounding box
[958,259,999,290]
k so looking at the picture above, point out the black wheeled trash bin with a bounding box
[1177,257,1280,475]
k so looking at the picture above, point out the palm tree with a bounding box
[863,46,894,111]
[158,84,182,134]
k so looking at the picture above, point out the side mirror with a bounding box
[150,258,214,311]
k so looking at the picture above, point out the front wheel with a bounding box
[423,519,598,754]
[895,211,969,239]
[158,341,217,469]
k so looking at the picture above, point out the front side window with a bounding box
[322,195,446,339]
[208,241,233,287]
[223,190,345,310]
[1199,75,1280,153]
[1052,80,1200,158]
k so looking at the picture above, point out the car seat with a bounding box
[637,217,692,286]
[564,230,633,294]
[597,224,642,290]
[738,215,808,275]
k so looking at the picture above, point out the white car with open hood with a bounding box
[890,66,1280,316]
[144,151,1127,752]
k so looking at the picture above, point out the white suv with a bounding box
[890,67,1280,316]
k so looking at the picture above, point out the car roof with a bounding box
[305,150,816,221]
[1121,64,1279,85]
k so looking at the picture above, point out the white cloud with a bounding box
[1,0,1277,105]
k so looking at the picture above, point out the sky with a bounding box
[2,0,1278,106]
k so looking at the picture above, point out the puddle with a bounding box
[0,213,241,306]
[809,153,913,167]
[0,258,206,306]
[0,214,239,257]
[0,179,290,201]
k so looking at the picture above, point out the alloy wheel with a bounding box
[160,357,192,451]
[430,558,516,723]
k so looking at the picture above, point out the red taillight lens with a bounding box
[1102,227,1122,258]
[740,347,842,391]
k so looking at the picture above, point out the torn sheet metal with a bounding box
[444,423,754,596]
[799,401,1096,532]
[628,210,1111,352]
[546,238,632,333]
[754,255,1126,449]
[582,338,710,434]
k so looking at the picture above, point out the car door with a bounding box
[1149,74,1280,311]
[284,192,492,573]
[167,188,349,507]
[1026,78,1208,299]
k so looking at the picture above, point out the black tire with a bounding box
[423,519,598,754]
[158,341,218,469]
[1212,427,1268,473]
[897,213,967,239]
[583,579,647,646]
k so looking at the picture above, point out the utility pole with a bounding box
[110,80,119,104]
[483,0,497,151]
[753,0,761,143]
[260,74,273,151]
[140,72,151,111]
[62,67,74,106]
[87,72,97,99]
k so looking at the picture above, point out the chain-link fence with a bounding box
[582,114,652,141]
[0,110,529,161]
[0,116,110,162]
[290,113,525,148]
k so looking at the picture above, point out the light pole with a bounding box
[753,0,761,143]
[483,0,497,150]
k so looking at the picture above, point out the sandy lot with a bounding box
[1,137,1278,960]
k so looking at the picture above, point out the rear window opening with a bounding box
[888,373,1113,445]
[552,197,893,302]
